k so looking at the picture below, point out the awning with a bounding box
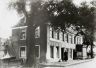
[0,52,13,60]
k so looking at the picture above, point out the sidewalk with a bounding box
[40,58,93,67]
[1,58,93,68]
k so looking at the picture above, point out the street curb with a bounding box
[40,59,93,67]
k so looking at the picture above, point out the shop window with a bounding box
[20,46,26,58]
[35,45,40,58]
[50,46,54,58]
[35,26,40,38]
[20,28,26,40]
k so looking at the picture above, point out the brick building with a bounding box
[12,19,84,63]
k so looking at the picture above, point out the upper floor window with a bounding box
[59,31,63,41]
[70,35,73,44]
[75,36,82,44]
[68,34,72,43]
[57,31,59,40]
[52,29,54,38]
[35,26,40,38]
[67,34,69,43]
[63,32,64,41]
[54,31,57,39]
[64,33,67,42]
[72,35,74,44]
[78,37,83,44]
[20,28,26,40]
[50,27,54,38]
[74,36,76,44]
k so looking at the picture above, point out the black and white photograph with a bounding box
[0,0,96,68]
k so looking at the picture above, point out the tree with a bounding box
[9,0,96,67]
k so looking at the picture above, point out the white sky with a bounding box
[73,0,93,6]
[0,0,20,38]
[0,0,93,39]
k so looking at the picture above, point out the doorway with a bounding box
[61,48,64,60]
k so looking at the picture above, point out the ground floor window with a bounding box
[56,46,59,58]
[20,46,26,58]
[50,46,54,58]
[35,45,40,58]
[70,49,73,58]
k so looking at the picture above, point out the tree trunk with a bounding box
[25,15,36,67]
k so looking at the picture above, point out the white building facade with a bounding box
[45,25,83,62]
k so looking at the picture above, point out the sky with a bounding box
[73,0,93,6]
[0,0,20,38]
[0,0,94,39]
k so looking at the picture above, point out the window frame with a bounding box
[50,46,54,58]
[35,26,40,38]
[20,28,26,40]
[35,45,40,58]
[19,46,27,58]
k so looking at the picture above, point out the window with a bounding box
[20,46,26,58]
[20,28,26,40]
[69,34,71,43]
[57,31,59,40]
[56,46,59,58]
[70,35,73,44]
[67,34,69,43]
[63,32,64,41]
[78,37,82,44]
[75,36,78,44]
[55,31,57,39]
[52,29,54,38]
[70,49,72,58]
[50,27,52,38]
[35,45,40,58]
[35,26,40,38]
[72,35,74,44]
[77,37,80,44]
[64,33,67,42]
[60,31,63,41]
[76,36,81,44]
[50,46,54,58]
[50,27,54,38]
[74,36,76,44]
